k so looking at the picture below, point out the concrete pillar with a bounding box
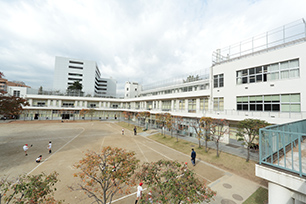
[47,100,51,107]
[171,100,174,111]
[269,182,293,204]
[196,98,200,113]
[99,102,102,108]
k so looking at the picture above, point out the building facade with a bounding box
[53,56,116,98]
[6,19,306,203]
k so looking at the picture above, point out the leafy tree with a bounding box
[155,113,168,137]
[1,172,62,204]
[79,109,89,120]
[38,86,43,95]
[71,146,139,204]
[183,75,200,83]
[210,119,229,157]
[67,81,82,90]
[136,111,150,129]
[0,96,29,118]
[189,118,204,148]
[172,115,184,142]
[200,117,213,152]
[67,81,83,96]
[163,113,173,137]
[88,109,96,121]
[135,160,215,203]
[122,111,133,126]
[236,119,269,162]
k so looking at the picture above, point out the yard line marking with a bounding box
[141,135,227,173]
[27,127,85,176]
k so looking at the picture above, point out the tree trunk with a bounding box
[246,146,250,162]
[198,138,201,148]
[216,140,219,157]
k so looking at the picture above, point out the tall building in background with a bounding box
[53,56,116,97]
[124,81,141,98]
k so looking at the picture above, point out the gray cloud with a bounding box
[0,0,305,95]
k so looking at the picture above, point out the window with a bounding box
[68,73,83,77]
[236,59,299,85]
[237,93,300,112]
[188,99,196,113]
[13,90,20,97]
[68,66,83,70]
[179,100,185,110]
[162,101,171,111]
[213,97,224,111]
[69,61,83,65]
[200,98,208,111]
[214,74,224,88]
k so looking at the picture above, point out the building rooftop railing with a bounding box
[259,119,306,177]
[212,18,306,65]
[141,68,210,91]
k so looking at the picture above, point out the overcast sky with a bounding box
[0,0,305,96]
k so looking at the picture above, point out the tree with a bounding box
[67,81,82,90]
[136,111,150,129]
[183,75,200,83]
[71,146,139,204]
[210,119,229,157]
[155,113,168,137]
[200,117,213,153]
[79,109,89,120]
[0,96,29,118]
[67,81,83,96]
[236,119,269,162]
[189,118,204,148]
[173,115,184,142]
[88,109,96,121]
[122,111,133,126]
[1,172,62,204]
[135,160,215,203]
[38,86,43,95]
[164,113,173,137]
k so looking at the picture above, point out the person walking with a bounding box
[48,141,52,154]
[135,182,143,204]
[191,148,196,166]
[133,126,137,135]
[122,128,124,135]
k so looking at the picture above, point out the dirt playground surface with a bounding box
[0,120,225,203]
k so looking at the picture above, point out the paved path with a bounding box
[139,129,263,204]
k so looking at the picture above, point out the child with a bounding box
[48,141,52,154]
[36,155,42,163]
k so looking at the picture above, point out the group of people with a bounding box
[121,126,137,135]
[22,141,52,163]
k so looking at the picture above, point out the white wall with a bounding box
[212,41,306,112]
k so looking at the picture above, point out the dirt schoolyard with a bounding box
[0,120,258,203]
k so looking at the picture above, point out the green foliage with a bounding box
[1,172,62,204]
[0,95,29,117]
[136,160,215,203]
[67,81,82,90]
[236,119,269,162]
[183,75,200,83]
[71,146,139,204]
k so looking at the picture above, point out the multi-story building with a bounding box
[53,56,116,98]
[124,82,142,98]
[7,19,306,203]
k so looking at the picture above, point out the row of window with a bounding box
[141,84,210,97]
[68,73,83,77]
[68,65,83,70]
[237,94,300,112]
[236,58,299,84]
